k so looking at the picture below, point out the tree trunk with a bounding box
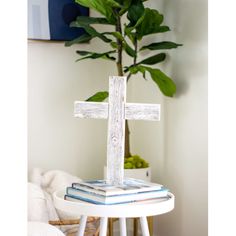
[124,120,131,157]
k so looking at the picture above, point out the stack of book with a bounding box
[64,178,170,205]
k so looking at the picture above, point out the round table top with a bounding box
[53,190,175,218]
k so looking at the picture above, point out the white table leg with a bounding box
[77,215,87,236]
[140,217,150,236]
[100,217,108,236]
[119,218,127,236]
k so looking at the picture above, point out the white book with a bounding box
[72,178,163,197]
[66,186,169,205]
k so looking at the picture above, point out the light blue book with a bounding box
[72,178,163,197]
[66,186,169,205]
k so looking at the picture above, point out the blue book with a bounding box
[66,186,169,205]
[72,178,163,197]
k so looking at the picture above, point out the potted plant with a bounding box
[65,0,182,177]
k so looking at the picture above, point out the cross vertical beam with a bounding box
[106,76,126,185]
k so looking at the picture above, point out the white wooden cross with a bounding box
[74,76,161,185]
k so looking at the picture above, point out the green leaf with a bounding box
[119,0,132,15]
[75,0,120,23]
[128,65,146,78]
[76,50,116,61]
[86,91,109,102]
[104,0,122,7]
[76,51,94,56]
[128,66,139,74]
[74,16,113,25]
[70,21,112,43]
[65,34,92,47]
[138,53,166,65]
[143,66,176,97]
[127,65,176,97]
[110,41,118,49]
[124,25,136,44]
[75,0,121,8]
[126,8,169,40]
[140,41,183,51]
[123,66,130,73]
[76,49,116,56]
[114,0,124,3]
[103,32,136,57]
[123,41,136,57]
[155,26,171,33]
[104,31,124,41]
[65,16,117,46]
[135,8,164,39]
[127,0,145,26]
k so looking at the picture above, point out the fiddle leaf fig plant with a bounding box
[66,0,182,168]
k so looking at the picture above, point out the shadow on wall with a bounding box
[162,0,208,98]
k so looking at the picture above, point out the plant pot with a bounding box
[124,167,151,181]
[104,166,151,182]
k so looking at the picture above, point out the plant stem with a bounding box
[124,121,131,157]
[127,38,138,82]
[134,38,138,65]
[124,38,139,157]
[115,15,131,158]
[116,15,123,77]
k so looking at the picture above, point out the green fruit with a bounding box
[142,162,149,168]
[126,157,134,162]
[136,162,142,168]
[124,155,149,169]
[124,162,133,169]
[133,155,140,160]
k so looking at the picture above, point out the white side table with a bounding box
[53,190,174,236]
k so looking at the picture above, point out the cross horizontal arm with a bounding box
[74,101,108,119]
[125,103,161,121]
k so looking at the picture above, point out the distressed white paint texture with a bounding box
[74,101,108,119]
[74,76,161,185]
[106,76,126,185]
[74,102,160,121]
[125,103,160,121]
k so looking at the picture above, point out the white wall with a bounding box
[132,1,208,236]
[28,0,207,235]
